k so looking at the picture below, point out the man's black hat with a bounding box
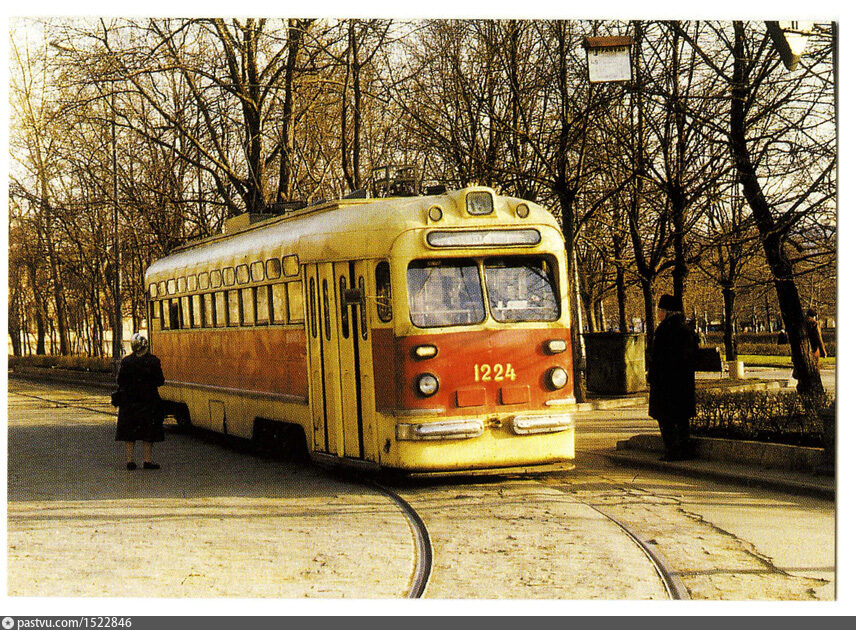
[657,294,682,312]
[806,308,817,318]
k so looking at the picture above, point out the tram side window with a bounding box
[251,261,265,282]
[358,277,368,339]
[241,288,255,326]
[271,284,287,324]
[375,262,393,322]
[236,264,250,285]
[181,296,192,329]
[322,279,332,341]
[204,293,215,328]
[169,299,182,329]
[223,267,236,286]
[309,278,317,338]
[192,294,204,328]
[150,301,161,333]
[159,301,168,330]
[214,292,227,327]
[339,276,350,338]
[265,258,281,280]
[227,290,240,326]
[255,286,271,325]
[287,281,304,323]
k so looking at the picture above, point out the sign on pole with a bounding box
[584,36,634,83]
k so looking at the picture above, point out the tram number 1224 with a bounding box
[474,363,517,382]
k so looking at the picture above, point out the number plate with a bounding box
[473,363,517,382]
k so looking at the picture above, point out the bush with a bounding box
[8,354,113,373]
[737,342,792,357]
[692,389,834,447]
[705,332,836,357]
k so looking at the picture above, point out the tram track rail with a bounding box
[363,480,433,598]
[538,463,692,600]
[582,499,690,600]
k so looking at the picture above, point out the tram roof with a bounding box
[145,187,561,283]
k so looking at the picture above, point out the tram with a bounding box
[145,183,576,473]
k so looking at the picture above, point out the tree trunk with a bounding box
[722,283,737,361]
[277,19,306,203]
[9,293,23,357]
[640,275,656,350]
[350,25,362,191]
[613,235,628,332]
[26,261,47,354]
[45,234,70,355]
[730,21,823,398]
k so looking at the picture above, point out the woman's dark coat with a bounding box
[648,313,698,420]
[115,351,165,442]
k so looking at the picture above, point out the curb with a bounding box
[9,368,114,389]
[602,449,834,499]
[575,396,648,411]
[618,433,827,473]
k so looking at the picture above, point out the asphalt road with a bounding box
[6,377,835,602]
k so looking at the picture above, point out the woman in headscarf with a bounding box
[115,333,165,470]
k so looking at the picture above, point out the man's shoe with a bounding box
[126,462,137,470]
[142,462,160,470]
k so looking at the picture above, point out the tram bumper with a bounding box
[389,412,575,471]
[396,418,484,441]
[511,413,573,435]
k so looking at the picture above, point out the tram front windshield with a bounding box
[407,256,559,328]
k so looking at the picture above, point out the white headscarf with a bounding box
[130,333,149,355]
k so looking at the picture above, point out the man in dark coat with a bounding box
[116,333,165,470]
[648,294,698,461]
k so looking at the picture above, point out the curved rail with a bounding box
[578,497,690,600]
[364,481,433,598]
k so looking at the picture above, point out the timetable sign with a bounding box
[587,45,632,83]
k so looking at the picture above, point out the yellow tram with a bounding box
[145,186,576,473]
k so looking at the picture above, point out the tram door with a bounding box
[305,262,375,461]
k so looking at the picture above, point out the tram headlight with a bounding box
[416,373,440,397]
[545,339,567,354]
[412,344,438,359]
[547,367,569,390]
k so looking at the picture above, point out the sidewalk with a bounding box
[583,374,834,500]
[603,444,834,500]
